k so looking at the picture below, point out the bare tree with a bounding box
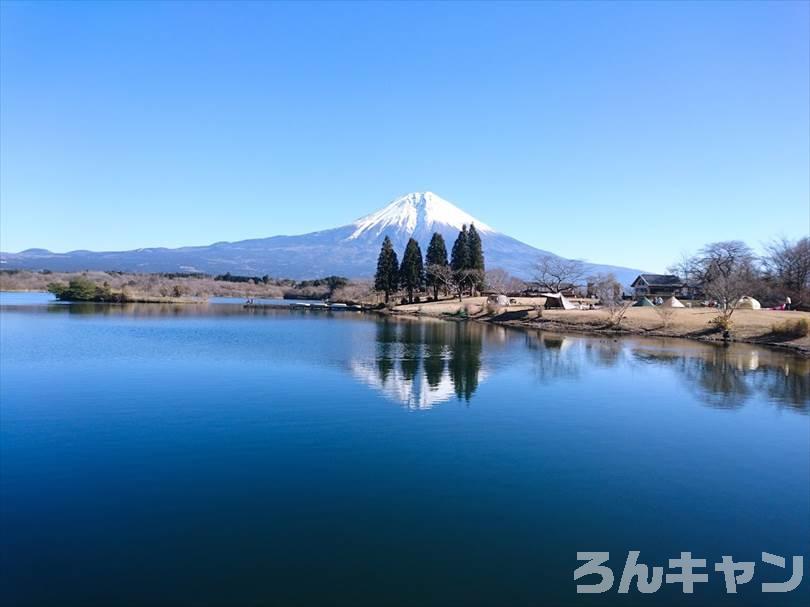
[692,241,758,320]
[654,305,676,329]
[534,255,587,293]
[485,268,525,295]
[425,263,456,301]
[454,269,480,301]
[667,251,700,297]
[762,236,810,308]
[591,273,632,327]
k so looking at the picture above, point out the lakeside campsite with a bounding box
[2,3,808,605]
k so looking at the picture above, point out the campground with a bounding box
[391,297,810,356]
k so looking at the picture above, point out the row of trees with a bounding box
[374,224,485,304]
[527,237,809,315]
[669,237,810,317]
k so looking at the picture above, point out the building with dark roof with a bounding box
[630,274,685,298]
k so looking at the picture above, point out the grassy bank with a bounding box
[392,297,810,357]
[0,270,372,302]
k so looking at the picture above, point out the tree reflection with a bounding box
[448,323,483,402]
[423,322,448,389]
[399,321,422,382]
[356,318,485,408]
[375,320,397,384]
[525,332,581,384]
[631,342,808,412]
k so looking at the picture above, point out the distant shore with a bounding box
[390,297,810,357]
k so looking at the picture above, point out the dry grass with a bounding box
[394,297,810,353]
[771,318,810,339]
[0,270,370,302]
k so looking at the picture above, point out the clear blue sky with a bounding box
[1,1,808,272]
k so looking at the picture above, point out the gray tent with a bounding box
[542,293,575,310]
[661,296,685,308]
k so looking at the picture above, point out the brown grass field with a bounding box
[394,297,810,356]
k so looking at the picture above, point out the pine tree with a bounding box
[451,225,470,300]
[399,237,424,304]
[374,236,399,303]
[425,232,449,301]
[451,225,469,272]
[467,223,485,295]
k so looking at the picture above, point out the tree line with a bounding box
[531,236,810,315]
[374,224,485,304]
[669,237,810,315]
[0,270,365,303]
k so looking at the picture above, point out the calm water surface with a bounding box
[1,295,808,606]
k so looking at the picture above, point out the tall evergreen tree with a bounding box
[374,236,399,303]
[425,232,449,301]
[451,225,470,300]
[467,223,485,294]
[399,237,424,304]
[451,225,469,272]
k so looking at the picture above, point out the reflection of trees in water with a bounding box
[448,324,483,402]
[399,321,422,382]
[525,332,581,384]
[583,339,623,368]
[422,323,448,389]
[376,320,397,384]
[526,334,625,384]
[523,332,807,413]
[631,345,808,412]
[680,355,751,410]
[751,362,809,413]
[365,318,484,407]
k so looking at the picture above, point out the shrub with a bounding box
[655,306,676,329]
[709,315,734,334]
[451,307,469,319]
[771,318,810,339]
[485,302,504,315]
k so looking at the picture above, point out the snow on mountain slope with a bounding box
[349,192,493,240]
[0,191,645,283]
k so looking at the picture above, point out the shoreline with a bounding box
[386,299,810,358]
[3,289,808,357]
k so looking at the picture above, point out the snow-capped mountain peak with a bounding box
[348,192,494,240]
[1,191,644,284]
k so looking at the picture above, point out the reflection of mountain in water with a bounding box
[20,301,807,413]
[351,319,486,409]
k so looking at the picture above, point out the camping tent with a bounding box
[487,294,509,306]
[661,296,685,308]
[735,296,761,310]
[542,293,575,310]
[633,297,655,307]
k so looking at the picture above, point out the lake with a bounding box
[1,295,808,606]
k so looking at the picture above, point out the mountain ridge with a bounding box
[0,192,644,284]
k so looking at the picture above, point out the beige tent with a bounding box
[487,294,509,306]
[735,296,761,310]
[662,296,685,308]
[542,293,575,310]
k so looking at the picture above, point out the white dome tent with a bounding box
[735,296,761,310]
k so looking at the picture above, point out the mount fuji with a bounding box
[1,192,642,283]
